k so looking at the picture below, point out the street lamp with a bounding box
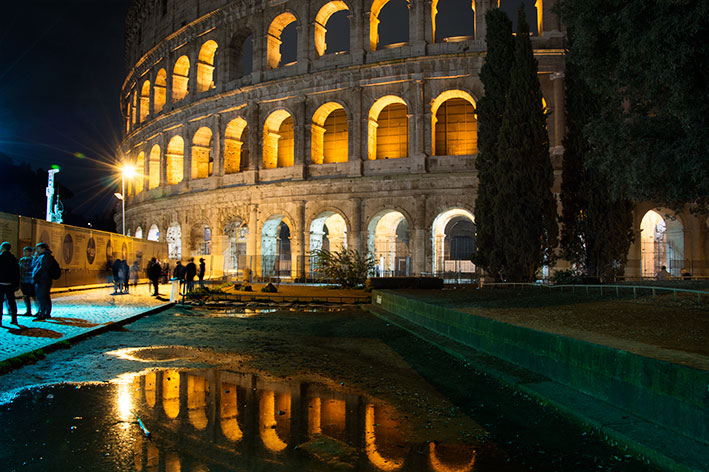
[115,163,136,235]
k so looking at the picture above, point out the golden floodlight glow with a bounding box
[122,162,138,179]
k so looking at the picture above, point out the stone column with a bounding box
[550,71,565,149]
[410,0,427,54]
[213,115,223,177]
[349,9,365,64]
[247,204,259,278]
[184,126,193,183]
[160,133,168,188]
[350,86,364,176]
[412,194,427,274]
[349,197,363,253]
[295,200,307,280]
[424,0,434,44]
[294,97,307,179]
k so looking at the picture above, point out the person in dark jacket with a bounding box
[173,261,186,294]
[147,257,162,296]
[198,258,206,289]
[0,242,20,326]
[119,259,130,294]
[31,242,54,320]
[18,247,35,316]
[111,258,121,294]
[185,258,197,293]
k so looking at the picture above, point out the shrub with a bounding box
[311,248,375,288]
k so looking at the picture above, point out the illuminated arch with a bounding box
[148,144,161,189]
[312,102,348,164]
[259,391,291,452]
[224,220,249,275]
[134,226,143,239]
[166,136,184,185]
[154,68,167,113]
[431,90,477,156]
[131,91,137,125]
[432,0,475,42]
[166,222,182,259]
[197,40,218,93]
[191,127,213,179]
[432,209,476,274]
[172,55,190,102]
[144,372,156,408]
[134,152,145,193]
[365,404,405,470]
[261,214,293,278]
[640,210,684,277]
[139,80,150,122]
[368,95,408,160]
[368,210,411,276]
[263,109,294,168]
[309,211,348,276]
[147,224,160,241]
[428,442,477,472]
[267,12,297,69]
[224,117,249,173]
[162,370,180,420]
[314,1,350,57]
[370,0,409,51]
[187,375,209,430]
[220,383,243,442]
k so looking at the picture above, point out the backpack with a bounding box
[49,255,62,280]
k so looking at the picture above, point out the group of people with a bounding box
[146,257,206,296]
[109,259,140,295]
[0,242,57,325]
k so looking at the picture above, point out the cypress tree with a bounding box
[494,6,557,282]
[473,9,514,280]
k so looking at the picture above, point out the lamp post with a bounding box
[115,164,136,235]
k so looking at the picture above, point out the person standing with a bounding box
[0,242,20,326]
[119,259,130,294]
[130,260,140,290]
[198,258,206,289]
[111,258,121,294]
[173,260,186,294]
[185,258,197,293]
[147,257,161,296]
[18,246,35,316]
[32,242,54,320]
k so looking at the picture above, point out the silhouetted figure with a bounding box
[0,242,20,326]
[18,246,35,316]
[147,257,161,296]
[198,258,206,289]
[32,242,55,320]
[185,258,197,293]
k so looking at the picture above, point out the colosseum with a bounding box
[120,0,707,280]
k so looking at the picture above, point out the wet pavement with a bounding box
[0,284,171,363]
[0,304,653,471]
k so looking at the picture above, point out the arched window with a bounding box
[229,32,253,79]
[191,127,213,179]
[267,13,298,69]
[131,91,137,125]
[432,0,475,42]
[224,117,249,173]
[154,68,167,113]
[135,152,145,193]
[431,91,477,156]
[370,0,409,50]
[263,110,294,168]
[312,103,348,164]
[148,145,161,189]
[172,55,190,102]
[500,0,540,35]
[314,2,350,57]
[166,136,184,184]
[140,81,151,122]
[197,40,218,93]
[368,96,408,160]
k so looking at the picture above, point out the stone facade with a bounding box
[119,0,706,279]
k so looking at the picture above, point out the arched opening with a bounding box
[162,370,180,419]
[314,2,350,57]
[640,210,684,277]
[139,80,150,122]
[368,210,410,276]
[224,220,249,276]
[131,91,137,126]
[365,403,406,470]
[428,443,477,472]
[166,222,182,260]
[368,96,409,160]
[125,97,131,133]
[263,110,294,169]
[431,91,477,156]
[166,136,184,185]
[267,13,298,69]
[148,144,161,189]
[261,216,292,278]
[154,68,167,113]
[147,224,160,241]
[135,152,145,193]
[134,226,143,239]
[191,127,214,179]
[432,209,476,277]
[197,40,218,93]
[224,117,249,173]
[259,391,291,452]
[309,211,348,277]
[220,382,244,442]
[432,0,475,42]
[187,374,209,430]
[311,103,348,164]
[190,224,212,256]
[500,0,540,35]
[370,0,409,51]
[230,32,253,79]
[172,55,190,102]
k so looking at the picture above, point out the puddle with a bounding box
[175,307,347,318]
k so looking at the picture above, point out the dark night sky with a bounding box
[0,0,535,222]
[0,0,133,220]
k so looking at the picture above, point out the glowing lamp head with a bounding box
[121,163,137,179]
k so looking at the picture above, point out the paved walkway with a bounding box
[0,284,173,363]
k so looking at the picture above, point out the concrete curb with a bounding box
[0,303,175,374]
[365,301,709,472]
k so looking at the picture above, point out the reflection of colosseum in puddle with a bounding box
[125,369,478,471]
